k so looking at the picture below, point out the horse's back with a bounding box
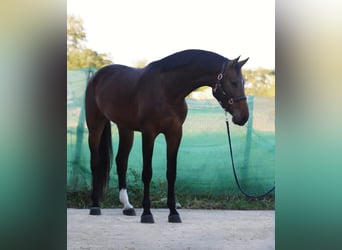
[91,64,142,87]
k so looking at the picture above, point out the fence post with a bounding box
[243,96,254,169]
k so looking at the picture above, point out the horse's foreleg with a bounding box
[165,128,183,223]
[116,127,136,216]
[140,130,156,223]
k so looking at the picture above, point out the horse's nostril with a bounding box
[232,114,249,126]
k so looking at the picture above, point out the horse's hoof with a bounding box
[89,207,101,215]
[123,208,136,216]
[168,214,182,223]
[141,214,155,223]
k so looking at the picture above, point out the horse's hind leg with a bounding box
[87,119,113,216]
[88,124,106,215]
[116,126,136,216]
[85,85,113,215]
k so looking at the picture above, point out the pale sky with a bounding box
[67,0,274,69]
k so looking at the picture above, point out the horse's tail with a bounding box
[97,120,113,196]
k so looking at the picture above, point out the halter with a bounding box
[213,60,247,105]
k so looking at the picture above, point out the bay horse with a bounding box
[85,49,249,223]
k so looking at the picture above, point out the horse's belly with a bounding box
[106,108,140,130]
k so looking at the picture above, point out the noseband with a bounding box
[213,60,247,105]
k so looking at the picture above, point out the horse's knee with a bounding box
[115,153,128,167]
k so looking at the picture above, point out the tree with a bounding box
[134,59,148,68]
[243,68,275,97]
[67,15,112,69]
[67,48,112,69]
[67,15,87,50]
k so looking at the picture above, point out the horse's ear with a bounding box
[228,56,241,68]
[238,57,249,68]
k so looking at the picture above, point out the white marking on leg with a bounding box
[119,189,134,210]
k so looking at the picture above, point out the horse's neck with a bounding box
[166,67,218,100]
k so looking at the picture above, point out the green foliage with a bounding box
[67,49,112,69]
[67,15,86,50]
[243,68,275,97]
[134,59,148,68]
[67,15,112,69]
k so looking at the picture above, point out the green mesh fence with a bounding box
[67,68,275,196]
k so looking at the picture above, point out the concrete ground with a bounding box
[67,208,274,250]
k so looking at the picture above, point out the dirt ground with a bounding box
[67,208,274,250]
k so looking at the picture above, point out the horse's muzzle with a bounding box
[232,114,249,126]
[231,107,249,126]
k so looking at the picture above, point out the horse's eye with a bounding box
[231,81,238,86]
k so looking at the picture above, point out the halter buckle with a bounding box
[217,73,223,80]
[228,98,234,105]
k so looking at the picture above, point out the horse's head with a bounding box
[212,57,249,126]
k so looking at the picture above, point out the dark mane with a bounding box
[147,49,227,72]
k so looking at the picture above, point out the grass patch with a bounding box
[68,168,274,210]
[67,187,274,210]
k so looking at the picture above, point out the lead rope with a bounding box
[225,112,275,199]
